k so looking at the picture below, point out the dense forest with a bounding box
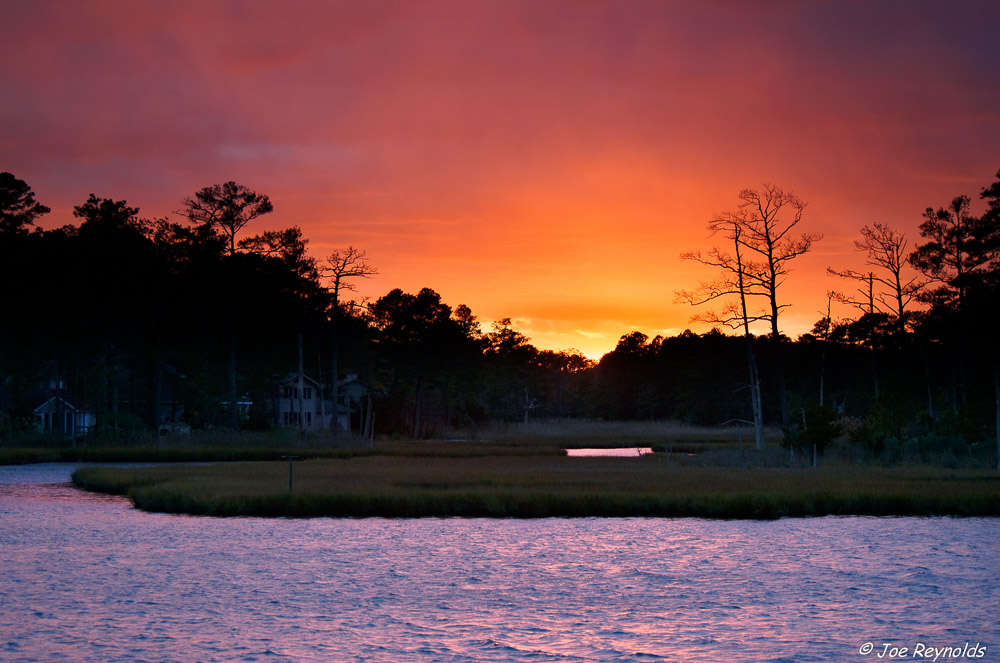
[1,170,998,464]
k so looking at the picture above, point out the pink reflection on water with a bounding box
[2,464,998,662]
[565,447,652,457]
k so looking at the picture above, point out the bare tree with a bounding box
[829,223,923,401]
[322,247,377,436]
[677,219,765,450]
[738,185,821,423]
[732,185,821,339]
[827,272,877,316]
[681,184,821,425]
[829,222,922,327]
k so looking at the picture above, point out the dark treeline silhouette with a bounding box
[1,170,998,465]
[0,174,593,443]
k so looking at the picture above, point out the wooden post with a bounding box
[281,455,300,491]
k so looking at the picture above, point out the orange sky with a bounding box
[3,1,999,358]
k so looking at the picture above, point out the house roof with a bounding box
[34,396,79,413]
[278,373,321,387]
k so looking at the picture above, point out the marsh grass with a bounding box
[0,438,566,466]
[0,445,370,465]
[72,456,1000,519]
[0,447,57,465]
[2,420,774,465]
[476,418,782,448]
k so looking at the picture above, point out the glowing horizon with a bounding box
[3,1,998,359]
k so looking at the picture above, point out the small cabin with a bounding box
[34,396,95,439]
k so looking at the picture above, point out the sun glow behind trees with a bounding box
[2,169,999,457]
[3,2,998,359]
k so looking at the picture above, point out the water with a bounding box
[1,464,997,662]
[565,448,652,457]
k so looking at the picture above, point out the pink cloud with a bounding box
[2,0,998,355]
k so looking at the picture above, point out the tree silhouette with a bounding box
[323,247,377,436]
[0,174,51,410]
[678,184,818,432]
[71,196,158,423]
[485,318,541,424]
[181,181,273,428]
[239,227,316,276]
[0,172,50,235]
[829,222,922,327]
[678,219,765,448]
[74,194,149,239]
[910,179,1000,413]
[369,288,465,437]
[181,181,273,256]
[910,193,1000,310]
[828,222,923,399]
[729,185,821,339]
[979,170,1000,468]
[735,185,821,423]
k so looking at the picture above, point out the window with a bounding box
[285,386,314,400]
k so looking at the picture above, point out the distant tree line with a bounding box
[1,169,998,466]
[0,174,592,441]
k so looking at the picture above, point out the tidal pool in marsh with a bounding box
[564,447,653,457]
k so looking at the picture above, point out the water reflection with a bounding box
[565,447,653,457]
[1,464,998,662]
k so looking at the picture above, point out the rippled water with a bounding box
[1,464,997,662]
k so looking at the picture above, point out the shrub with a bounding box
[784,405,843,454]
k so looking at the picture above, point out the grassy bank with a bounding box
[72,456,1000,519]
[0,445,376,465]
[0,439,569,466]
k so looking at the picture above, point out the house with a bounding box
[337,373,378,441]
[338,374,368,405]
[34,396,96,439]
[218,398,253,423]
[275,374,348,432]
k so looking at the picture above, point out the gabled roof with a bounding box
[277,373,322,387]
[34,396,79,413]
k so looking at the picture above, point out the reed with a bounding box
[72,456,1000,519]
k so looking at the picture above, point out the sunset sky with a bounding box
[3,0,998,358]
